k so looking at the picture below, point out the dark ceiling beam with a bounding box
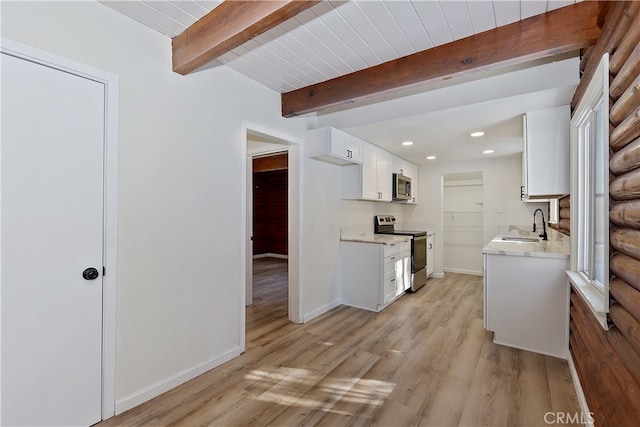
[281,1,601,117]
[172,0,320,75]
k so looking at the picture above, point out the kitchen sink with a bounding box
[499,236,540,242]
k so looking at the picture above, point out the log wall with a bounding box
[570,2,640,425]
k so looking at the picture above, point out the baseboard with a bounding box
[568,352,594,427]
[303,299,341,323]
[253,253,288,260]
[115,346,242,414]
[443,268,483,276]
[430,272,445,279]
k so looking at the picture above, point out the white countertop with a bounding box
[483,228,570,259]
[341,234,411,245]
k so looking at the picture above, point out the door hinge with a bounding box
[102,266,106,276]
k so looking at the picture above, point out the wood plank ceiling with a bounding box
[102,0,579,94]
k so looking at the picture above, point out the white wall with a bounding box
[1,0,311,411]
[405,154,548,275]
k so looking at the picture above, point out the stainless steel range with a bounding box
[374,215,428,292]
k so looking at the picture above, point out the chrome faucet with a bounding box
[533,208,548,241]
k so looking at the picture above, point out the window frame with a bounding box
[567,53,610,330]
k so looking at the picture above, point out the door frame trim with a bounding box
[241,122,304,352]
[0,37,119,420]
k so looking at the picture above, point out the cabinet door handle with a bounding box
[391,278,396,282]
[428,244,433,249]
[390,256,396,260]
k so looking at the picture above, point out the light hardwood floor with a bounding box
[100,259,580,426]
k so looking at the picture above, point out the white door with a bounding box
[1,52,105,426]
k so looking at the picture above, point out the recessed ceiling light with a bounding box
[402,141,413,146]
[426,156,436,160]
[483,150,494,154]
[471,131,485,137]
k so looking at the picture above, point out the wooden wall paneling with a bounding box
[609,168,640,199]
[610,105,640,151]
[611,199,640,228]
[610,278,640,323]
[571,0,627,109]
[607,327,640,389]
[570,292,640,423]
[253,169,288,256]
[610,41,640,100]
[579,45,594,73]
[568,335,609,425]
[569,297,628,425]
[559,196,570,208]
[610,8,640,75]
[611,252,640,291]
[568,326,611,424]
[559,208,571,219]
[609,303,640,361]
[610,227,640,260]
[253,153,288,172]
[610,136,640,175]
[610,74,640,126]
[558,219,571,234]
[576,1,626,83]
[572,3,640,424]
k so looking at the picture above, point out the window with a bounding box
[568,53,609,330]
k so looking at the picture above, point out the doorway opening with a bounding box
[242,124,302,351]
[248,150,289,343]
[442,171,484,276]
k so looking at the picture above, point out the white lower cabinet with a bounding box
[341,240,411,312]
[426,233,434,276]
[484,253,569,358]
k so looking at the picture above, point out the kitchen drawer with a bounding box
[383,241,410,257]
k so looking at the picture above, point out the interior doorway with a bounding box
[242,124,302,351]
[247,150,290,342]
[442,171,484,276]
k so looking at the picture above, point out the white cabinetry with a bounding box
[341,240,411,312]
[426,233,434,276]
[484,253,569,358]
[342,143,392,201]
[306,126,363,165]
[392,155,418,204]
[522,105,570,199]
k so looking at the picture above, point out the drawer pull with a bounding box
[390,257,395,260]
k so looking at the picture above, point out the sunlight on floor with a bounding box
[245,367,395,415]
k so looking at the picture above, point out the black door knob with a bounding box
[82,267,99,280]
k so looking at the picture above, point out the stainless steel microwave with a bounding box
[392,173,411,201]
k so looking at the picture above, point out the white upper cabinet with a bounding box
[522,105,570,199]
[342,142,393,201]
[306,127,363,165]
[392,155,419,204]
